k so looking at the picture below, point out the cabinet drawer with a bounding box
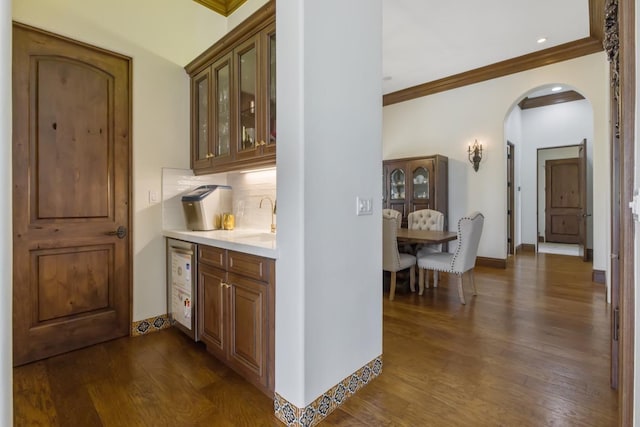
[228,251,269,282]
[199,245,227,269]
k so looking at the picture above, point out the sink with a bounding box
[237,232,275,242]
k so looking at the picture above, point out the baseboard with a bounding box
[131,314,171,337]
[274,356,382,426]
[516,244,536,253]
[538,236,544,243]
[592,270,606,284]
[476,257,507,269]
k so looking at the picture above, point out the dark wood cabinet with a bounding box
[383,155,448,228]
[197,245,275,395]
[186,0,275,174]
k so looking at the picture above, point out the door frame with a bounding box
[535,143,586,253]
[507,141,515,255]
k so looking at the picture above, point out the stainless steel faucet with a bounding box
[259,196,276,233]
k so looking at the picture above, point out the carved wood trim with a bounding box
[616,0,635,423]
[193,0,247,17]
[518,90,585,110]
[383,37,603,106]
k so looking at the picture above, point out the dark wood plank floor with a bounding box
[14,253,617,426]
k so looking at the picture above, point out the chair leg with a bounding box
[409,266,416,295]
[390,272,397,301]
[410,267,416,293]
[418,268,424,295]
[469,269,477,295]
[457,273,466,305]
[434,271,439,288]
[389,271,396,301]
[424,270,430,289]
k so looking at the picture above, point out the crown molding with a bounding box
[383,37,603,107]
[193,0,247,17]
[518,90,586,110]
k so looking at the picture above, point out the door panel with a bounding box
[35,247,112,322]
[13,24,131,365]
[545,158,581,244]
[36,59,111,219]
[227,272,267,387]
[198,264,226,359]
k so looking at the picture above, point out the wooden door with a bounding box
[198,264,226,360]
[12,24,131,365]
[261,22,276,156]
[578,139,588,261]
[507,142,515,255]
[211,53,233,168]
[544,158,581,244]
[226,272,268,389]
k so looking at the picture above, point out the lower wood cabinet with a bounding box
[198,246,275,395]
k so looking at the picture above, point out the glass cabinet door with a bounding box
[236,39,258,154]
[192,67,212,168]
[390,169,406,199]
[412,166,430,200]
[213,55,231,161]
[266,27,276,149]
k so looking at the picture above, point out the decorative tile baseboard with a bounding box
[131,314,171,337]
[274,356,383,426]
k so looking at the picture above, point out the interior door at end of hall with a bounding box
[545,157,582,244]
[578,139,588,261]
[12,24,131,365]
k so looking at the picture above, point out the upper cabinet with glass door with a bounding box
[185,0,275,174]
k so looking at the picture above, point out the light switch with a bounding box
[356,196,373,216]
[149,190,159,204]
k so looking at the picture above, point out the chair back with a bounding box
[408,209,444,231]
[383,208,402,227]
[451,212,484,273]
[382,216,401,272]
[409,209,445,253]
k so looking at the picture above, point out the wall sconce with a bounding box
[468,140,483,172]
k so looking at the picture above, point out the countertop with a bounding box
[163,229,278,259]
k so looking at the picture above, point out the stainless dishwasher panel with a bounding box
[166,238,198,341]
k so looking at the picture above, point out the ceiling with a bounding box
[381,0,591,95]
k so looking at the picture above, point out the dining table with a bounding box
[396,228,458,244]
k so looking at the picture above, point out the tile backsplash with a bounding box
[161,167,276,232]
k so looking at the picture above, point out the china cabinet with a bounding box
[383,155,448,228]
[186,0,275,174]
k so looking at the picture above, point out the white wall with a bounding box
[0,0,12,424]
[277,0,383,407]
[383,53,610,271]
[12,0,226,321]
[227,0,269,31]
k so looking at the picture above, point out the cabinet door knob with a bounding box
[206,153,214,158]
[220,282,230,288]
[260,140,267,146]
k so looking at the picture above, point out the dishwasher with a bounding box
[166,238,198,341]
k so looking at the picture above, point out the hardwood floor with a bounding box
[14,253,617,426]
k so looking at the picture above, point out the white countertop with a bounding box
[163,228,278,259]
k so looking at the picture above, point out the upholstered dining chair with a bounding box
[416,212,484,304]
[408,209,445,286]
[382,208,402,227]
[383,216,416,301]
